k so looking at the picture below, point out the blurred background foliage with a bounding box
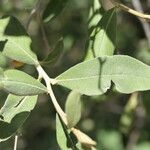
[0,0,150,149]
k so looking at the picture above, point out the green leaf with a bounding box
[43,0,68,22]
[56,55,150,95]
[56,114,71,150]
[0,95,37,123]
[0,16,38,65]
[88,0,104,29]
[0,94,38,142]
[0,68,4,89]
[65,91,82,128]
[0,52,8,68]
[56,114,78,149]
[42,39,63,65]
[85,8,116,60]
[0,69,47,96]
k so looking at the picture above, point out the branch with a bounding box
[36,65,67,125]
[26,0,51,53]
[13,135,18,150]
[131,0,150,45]
[110,0,150,20]
[36,65,97,147]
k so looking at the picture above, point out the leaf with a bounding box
[85,0,104,60]
[0,94,37,123]
[0,68,4,89]
[88,0,104,29]
[0,69,47,96]
[72,128,96,146]
[0,16,38,65]
[65,91,82,128]
[43,0,68,22]
[56,114,79,149]
[0,94,38,142]
[42,39,63,65]
[85,8,116,60]
[0,52,8,68]
[56,55,150,95]
[56,114,71,150]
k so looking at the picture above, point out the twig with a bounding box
[36,65,67,125]
[110,0,150,20]
[36,64,97,147]
[26,0,42,30]
[131,0,150,45]
[13,135,18,150]
[37,13,51,53]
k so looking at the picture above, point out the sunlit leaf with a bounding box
[0,52,8,68]
[0,94,38,142]
[0,16,38,65]
[88,0,104,29]
[0,69,47,95]
[65,91,82,128]
[0,68,4,89]
[56,114,71,150]
[85,8,116,60]
[56,55,150,95]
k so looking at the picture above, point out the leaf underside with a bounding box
[0,69,47,96]
[56,55,150,95]
[0,16,38,65]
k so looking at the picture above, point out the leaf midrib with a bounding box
[57,74,150,82]
[4,37,38,65]
[1,79,46,92]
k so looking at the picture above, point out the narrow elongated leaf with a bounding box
[56,114,78,149]
[85,0,104,60]
[85,8,116,60]
[56,114,71,150]
[94,8,116,56]
[88,0,103,29]
[42,39,63,65]
[0,94,38,142]
[65,91,82,128]
[56,55,150,95]
[0,16,38,65]
[0,69,47,96]
[43,0,68,22]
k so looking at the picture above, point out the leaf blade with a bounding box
[56,55,150,95]
[56,114,71,150]
[0,16,38,65]
[85,8,117,60]
[0,69,47,96]
[65,91,82,128]
[0,94,38,142]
